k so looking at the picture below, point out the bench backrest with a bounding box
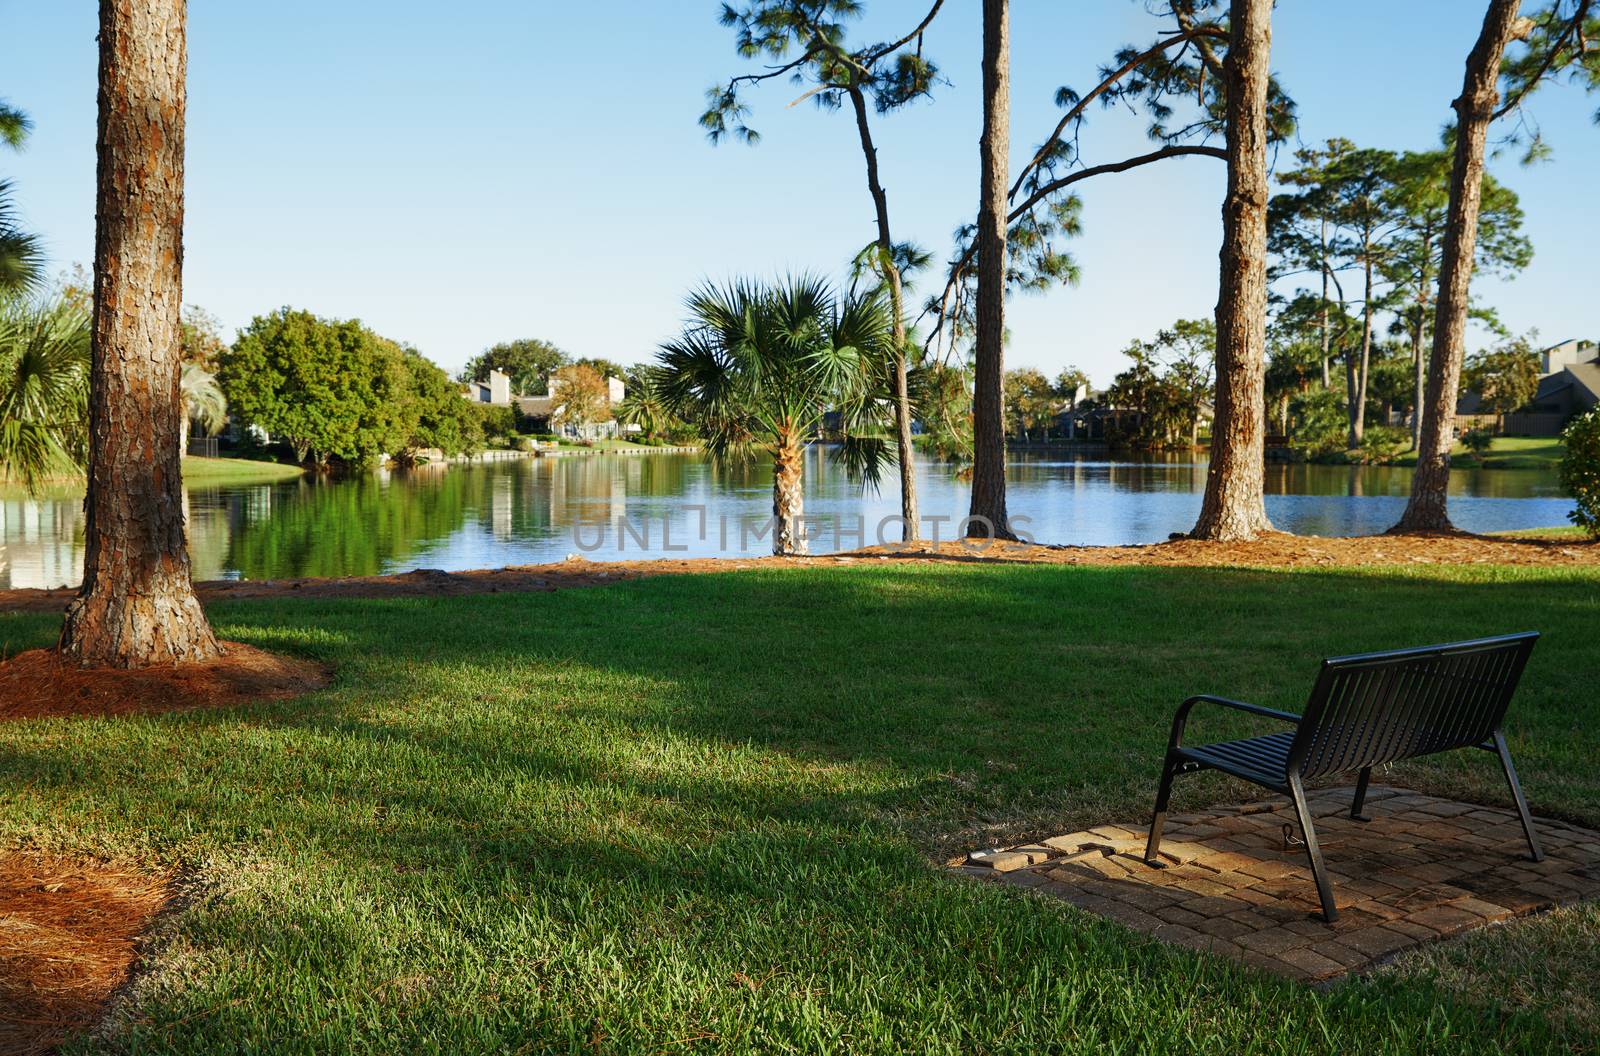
[1287,632,1539,780]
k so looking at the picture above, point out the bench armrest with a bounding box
[1166,694,1302,750]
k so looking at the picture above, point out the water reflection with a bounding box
[0,450,1575,588]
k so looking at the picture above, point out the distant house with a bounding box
[465,368,513,406]
[1456,337,1599,437]
[515,374,627,440]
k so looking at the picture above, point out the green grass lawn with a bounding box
[1495,525,1589,540]
[1448,436,1566,470]
[1385,436,1566,470]
[180,455,305,485]
[3,456,302,498]
[3,562,1599,1052]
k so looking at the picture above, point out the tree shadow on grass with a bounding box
[1,563,1595,1050]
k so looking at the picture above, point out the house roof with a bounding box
[1568,362,1600,407]
[515,396,556,417]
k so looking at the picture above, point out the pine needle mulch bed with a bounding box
[0,854,172,1056]
[0,643,330,721]
[0,529,1593,617]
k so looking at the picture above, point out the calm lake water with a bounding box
[0,450,1575,589]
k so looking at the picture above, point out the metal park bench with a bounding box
[1143,633,1544,923]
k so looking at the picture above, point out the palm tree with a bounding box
[0,294,91,491]
[1,100,45,297]
[614,365,672,441]
[656,276,898,556]
[179,362,227,453]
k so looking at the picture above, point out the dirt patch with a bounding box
[0,642,330,722]
[0,853,171,1055]
[0,532,1594,617]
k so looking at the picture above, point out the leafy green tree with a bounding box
[1107,320,1215,448]
[1559,408,1600,537]
[461,338,567,395]
[704,0,947,541]
[1272,140,1410,447]
[399,349,482,459]
[1382,148,1530,448]
[656,276,898,555]
[1465,332,1542,428]
[1053,367,1090,400]
[0,292,90,490]
[221,308,410,467]
[1496,0,1600,161]
[1003,367,1055,443]
[909,359,972,462]
[573,356,628,382]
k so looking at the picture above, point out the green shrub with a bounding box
[1461,428,1494,456]
[1560,409,1600,538]
[1288,388,1348,457]
[1355,425,1408,464]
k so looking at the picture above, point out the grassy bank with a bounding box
[180,455,305,485]
[2,456,303,497]
[1385,436,1568,471]
[1,561,1598,1052]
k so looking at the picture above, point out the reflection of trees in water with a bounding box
[3,453,1571,585]
[225,469,480,579]
[0,492,85,589]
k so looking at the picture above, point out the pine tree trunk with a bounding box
[846,82,919,542]
[1353,254,1374,445]
[1409,265,1429,451]
[1319,219,1331,389]
[1191,0,1274,542]
[59,0,220,667]
[1345,346,1359,445]
[771,435,807,556]
[1395,0,1526,532]
[968,0,1016,541]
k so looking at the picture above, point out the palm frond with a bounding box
[0,179,47,297]
[181,362,228,435]
[0,294,91,491]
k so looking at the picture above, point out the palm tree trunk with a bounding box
[1395,0,1526,532]
[1191,0,1274,542]
[846,82,919,542]
[60,0,219,667]
[771,434,807,556]
[968,0,1016,541]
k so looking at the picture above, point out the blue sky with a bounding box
[2,2,1596,386]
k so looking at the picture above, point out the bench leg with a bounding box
[1492,731,1544,862]
[1289,776,1339,923]
[1349,767,1372,822]
[1143,752,1180,866]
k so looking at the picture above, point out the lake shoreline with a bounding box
[1,529,1592,613]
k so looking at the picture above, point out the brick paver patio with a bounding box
[958,785,1600,981]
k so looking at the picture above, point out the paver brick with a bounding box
[956,786,1600,982]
